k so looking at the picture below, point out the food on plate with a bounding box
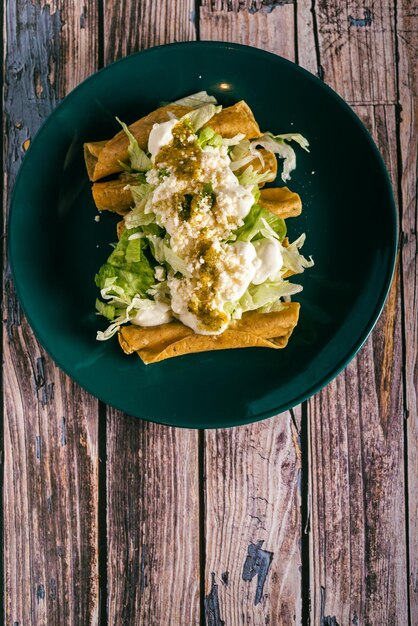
[118,304,300,364]
[85,91,313,363]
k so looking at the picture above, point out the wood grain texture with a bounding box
[297,4,409,622]
[103,3,200,624]
[104,0,196,65]
[297,0,397,104]
[308,105,408,625]
[204,415,302,625]
[3,0,100,623]
[397,0,418,621]
[4,346,99,624]
[200,4,302,624]
[200,0,296,60]
[106,414,200,625]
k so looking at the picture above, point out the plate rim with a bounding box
[8,41,399,428]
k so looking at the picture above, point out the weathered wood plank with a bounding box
[297,0,397,104]
[104,0,196,65]
[4,348,99,624]
[106,414,200,625]
[103,2,201,624]
[200,0,296,60]
[200,3,302,623]
[298,3,408,622]
[3,2,100,623]
[397,0,418,621]
[204,416,302,625]
[308,105,408,625]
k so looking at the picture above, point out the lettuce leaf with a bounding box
[251,132,309,182]
[281,233,314,273]
[173,91,218,108]
[237,279,304,315]
[95,299,116,321]
[237,165,273,186]
[181,104,222,131]
[124,183,155,228]
[95,227,155,300]
[147,235,191,277]
[197,127,223,149]
[116,117,152,171]
[233,204,287,242]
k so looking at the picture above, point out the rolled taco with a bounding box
[84,104,192,181]
[91,148,278,215]
[259,187,302,218]
[92,173,139,214]
[202,100,262,139]
[118,304,300,364]
[84,101,263,183]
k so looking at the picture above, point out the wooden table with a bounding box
[3,1,417,624]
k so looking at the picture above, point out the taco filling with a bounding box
[85,92,313,362]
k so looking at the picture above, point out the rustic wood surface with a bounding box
[3,0,100,623]
[2,2,417,626]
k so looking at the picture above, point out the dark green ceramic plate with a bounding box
[9,42,397,428]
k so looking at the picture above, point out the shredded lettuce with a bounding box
[197,127,223,149]
[173,91,218,108]
[95,227,155,301]
[281,233,314,273]
[147,236,191,277]
[230,139,251,161]
[233,204,287,243]
[181,104,222,131]
[237,165,274,186]
[124,183,155,228]
[236,280,304,316]
[116,117,152,172]
[251,132,309,182]
[275,133,310,151]
[229,139,269,173]
[95,299,116,321]
[141,223,165,237]
[96,294,160,341]
[222,133,246,147]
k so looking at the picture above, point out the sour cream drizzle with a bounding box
[132,117,282,334]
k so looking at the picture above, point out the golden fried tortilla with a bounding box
[84,101,262,183]
[118,303,300,364]
[203,101,262,139]
[84,104,192,182]
[92,173,140,214]
[91,148,279,215]
[259,187,302,219]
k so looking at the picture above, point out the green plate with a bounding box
[9,42,397,428]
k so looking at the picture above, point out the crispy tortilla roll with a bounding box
[118,303,300,364]
[84,104,192,182]
[259,187,302,219]
[85,101,262,182]
[203,101,262,139]
[93,148,278,215]
[92,174,135,214]
[84,140,107,180]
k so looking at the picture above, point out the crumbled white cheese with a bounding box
[142,121,266,333]
[154,266,166,282]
